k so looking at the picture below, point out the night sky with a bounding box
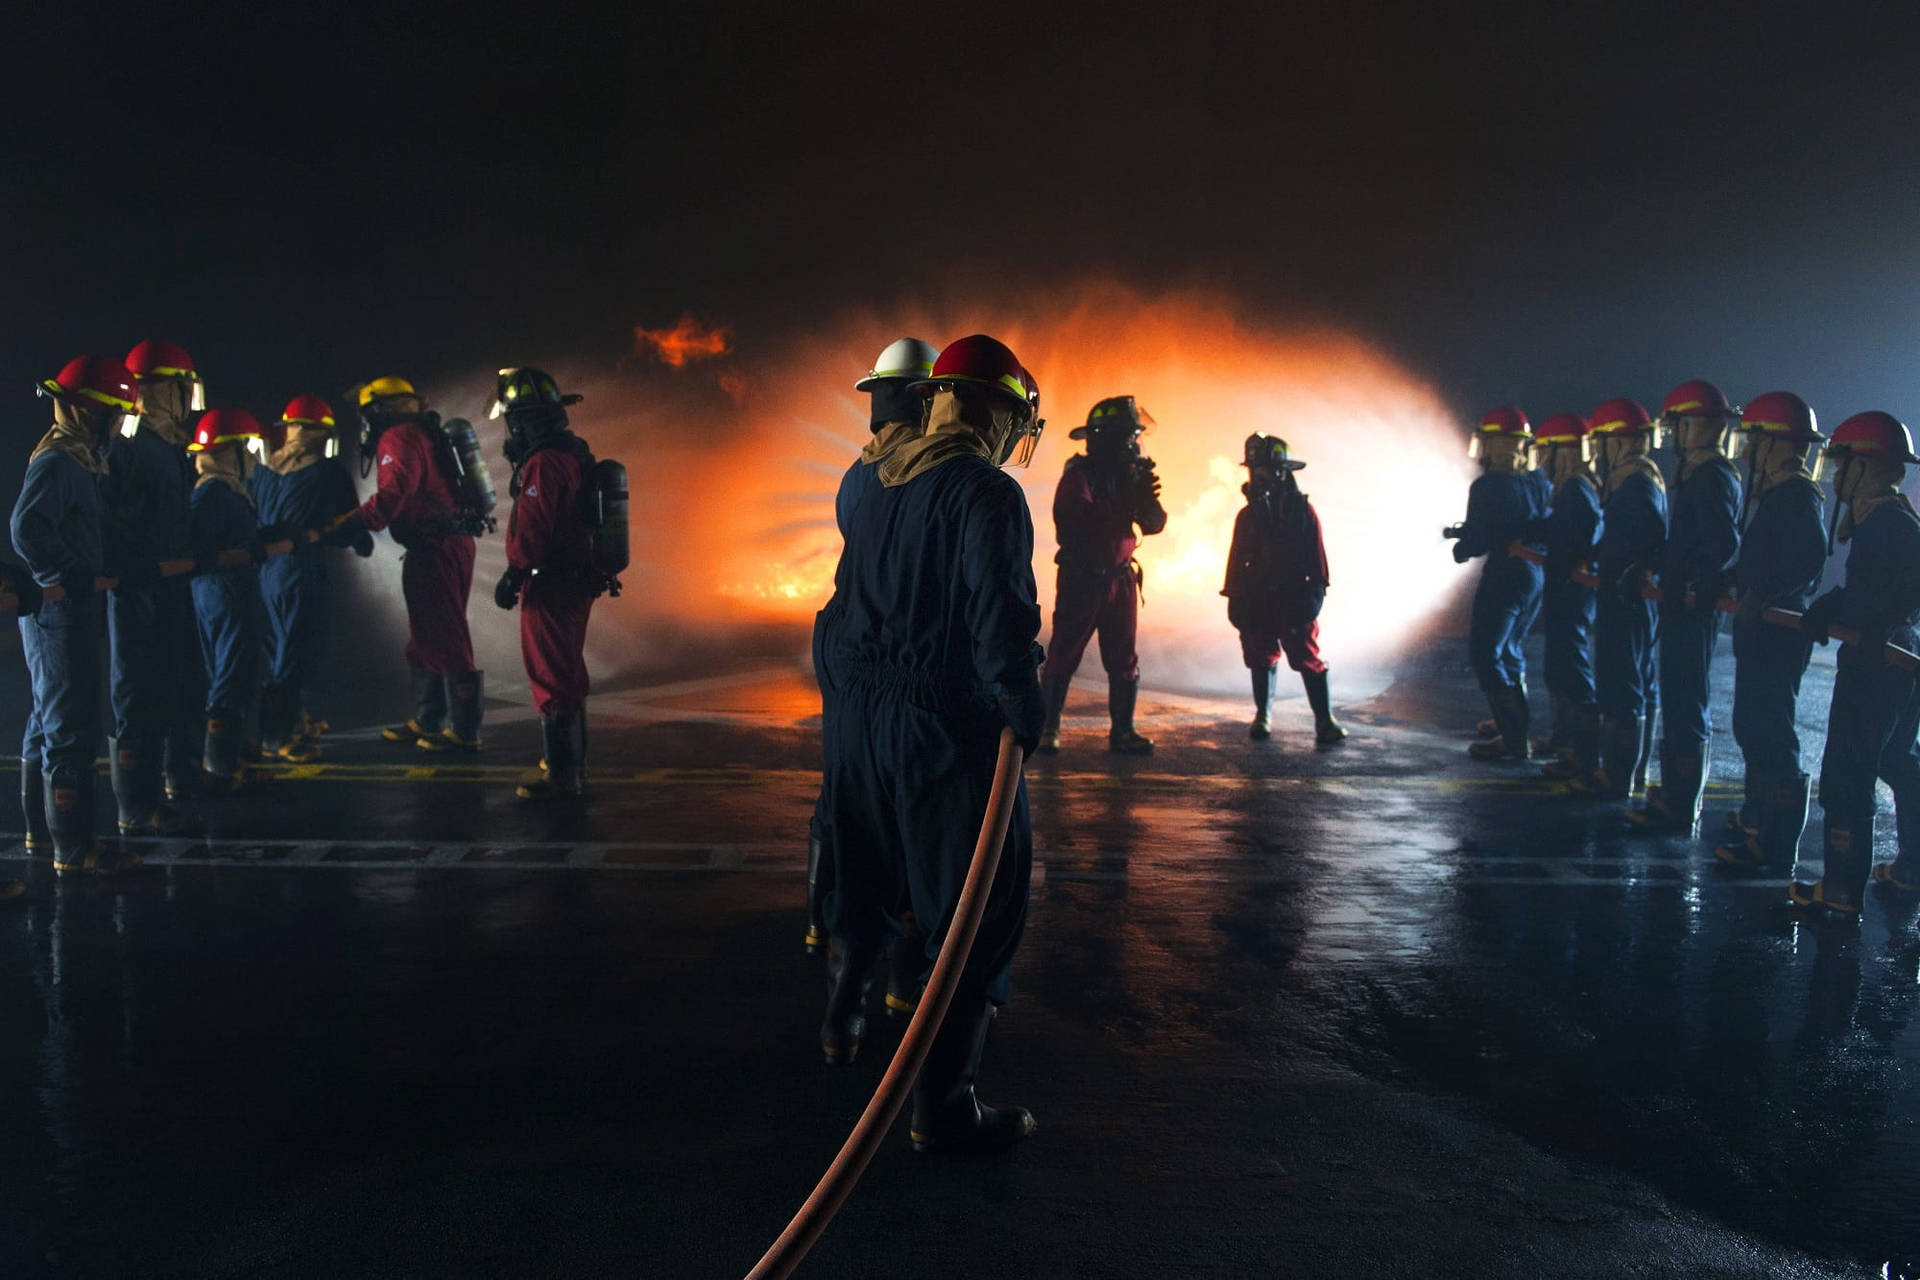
[8,1,1920,425]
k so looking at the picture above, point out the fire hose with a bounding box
[1507,541,1920,673]
[745,726,1024,1280]
[0,531,322,615]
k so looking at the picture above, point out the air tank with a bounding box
[440,417,498,528]
[589,458,629,593]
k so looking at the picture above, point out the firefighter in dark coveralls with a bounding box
[337,377,482,751]
[1531,412,1603,778]
[815,333,1045,1154]
[1628,380,1743,832]
[1788,411,1920,920]
[1037,395,1167,755]
[804,337,938,988]
[109,339,207,835]
[1450,407,1551,761]
[1221,434,1345,744]
[186,410,265,792]
[252,396,372,762]
[488,368,599,801]
[1567,398,1668,801]
[12,356,143,877]
[1713,392,1826,874]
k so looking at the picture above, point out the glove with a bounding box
[1610,562,1646,608]
[57,569,95,600]
[494,566,526,610]
[250,523,290,564]
[319,510,365,548]
[1735,589,1766,630]
[1695,568,1735,615]
[109,560,160,589]
[351,527,375,558]
[2,571,43,617]
[1451,542,1472,564]
[1801,587,1844,645]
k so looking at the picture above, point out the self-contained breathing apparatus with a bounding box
[356,377,497,536]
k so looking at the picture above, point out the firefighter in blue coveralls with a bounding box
[12,356,143,877]
[1628,380,1743,832]
[253,396,370,761]
[815,333,1044,1155]
[1713,392,1825,874]
[1531,412,1602,778]
[108,339,208,835]
[804,336,937,991]
[186,410,265,791]
[1568,398,1668,800]
[1450,407,1551,761]
[1788,411,1920,920]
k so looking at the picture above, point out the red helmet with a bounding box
[279,394,336,429]
[1738,391,1821,442]
[39,355,139,413]
[910,334,1032,411]
[1476,406,1532,438]
[125,339,199,383]
[1534,412,1590,444]
[1828,411,1920,464]
[189,408,265,453]
[1587,398,1655,437]
[1661,379,1738,421]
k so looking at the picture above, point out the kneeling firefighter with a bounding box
[252,396,373,762]
[488,368,619,801]
[1789,411,1920,920]
[815,333,1045,1154]
[187,410,265,791]
[12,356,143,877]
[337,377,487,752]
[1221,433,1344,744]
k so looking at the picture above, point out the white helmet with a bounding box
[855,337,940,392]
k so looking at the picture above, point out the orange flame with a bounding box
[634,314,733,367]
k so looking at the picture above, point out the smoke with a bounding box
[378,281,1476,696]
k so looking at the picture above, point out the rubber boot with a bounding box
[1107,679,1153,755]
[516,714,583,800]
[1303,669,1346,744]
[420,671,483,753]
[201,707,245,794]
[802,830,827,955]
[1469,686,1529,760]
[908,994,1036,1155]
[1543,703,1598,780]
[885,922,924,1017]
[21,755,50,853]
[1719,771,1806,874]
[1789,819,1867,922]
[1249,664,1275,740]
[1036,675,1069,755]
[163,723,204,803]
[383,668,447,743]
[1632,705,1658,796]
[258,683,288,756]
[1533,694,1570,760]
[116,736,204,836]
[820,937,881,1066]
[48,764,140,878]
[1568,714,1639,799]
[1721,768,1765,843]
[1628,746,1706,832]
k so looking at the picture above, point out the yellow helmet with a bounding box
[357,376,417,407]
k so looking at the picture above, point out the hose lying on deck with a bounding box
[745,726,1023,1280]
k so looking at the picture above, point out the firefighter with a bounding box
[335,377,482,752]
[816,333,1044,1154]
[1714,392,1826,874]
[805,337,938,977]
[1037,395,1168,755]
[11,357,142,877]
[1628,381,1743,832]
[1532,412,1602,778]
[488,368,598,800]
[108,339,207,836]
[186,410,265,791]
[1450,407,1551,761]
[1789,411,1920,920]
[1568,398,1668,800]
[1221,434,1345,744]
[252,396,372,762]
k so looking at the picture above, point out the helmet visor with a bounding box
[1003,417,1045,469]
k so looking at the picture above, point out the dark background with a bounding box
[7,0,1919,430]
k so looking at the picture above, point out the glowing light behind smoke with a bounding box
[633,314,734,368]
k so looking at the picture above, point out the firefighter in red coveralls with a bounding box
[1037,396,1168,755]
[488,368,598,800]
[335,377,483,751]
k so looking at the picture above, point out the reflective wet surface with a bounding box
[0,636,1913,1278]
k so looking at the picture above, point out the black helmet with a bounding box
[1070,395,1154,441]
[1243,433,1305,472]
[488,367,583,422]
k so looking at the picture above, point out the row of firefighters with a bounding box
[0,345,628,886]
[1451,380,1920,923]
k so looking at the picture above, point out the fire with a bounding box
[634,313,733,367]
[567,281,1475,691]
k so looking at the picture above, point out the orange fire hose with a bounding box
[1507,540,1920,673]
[0,533,317,614]
[745,726,1024,1280]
